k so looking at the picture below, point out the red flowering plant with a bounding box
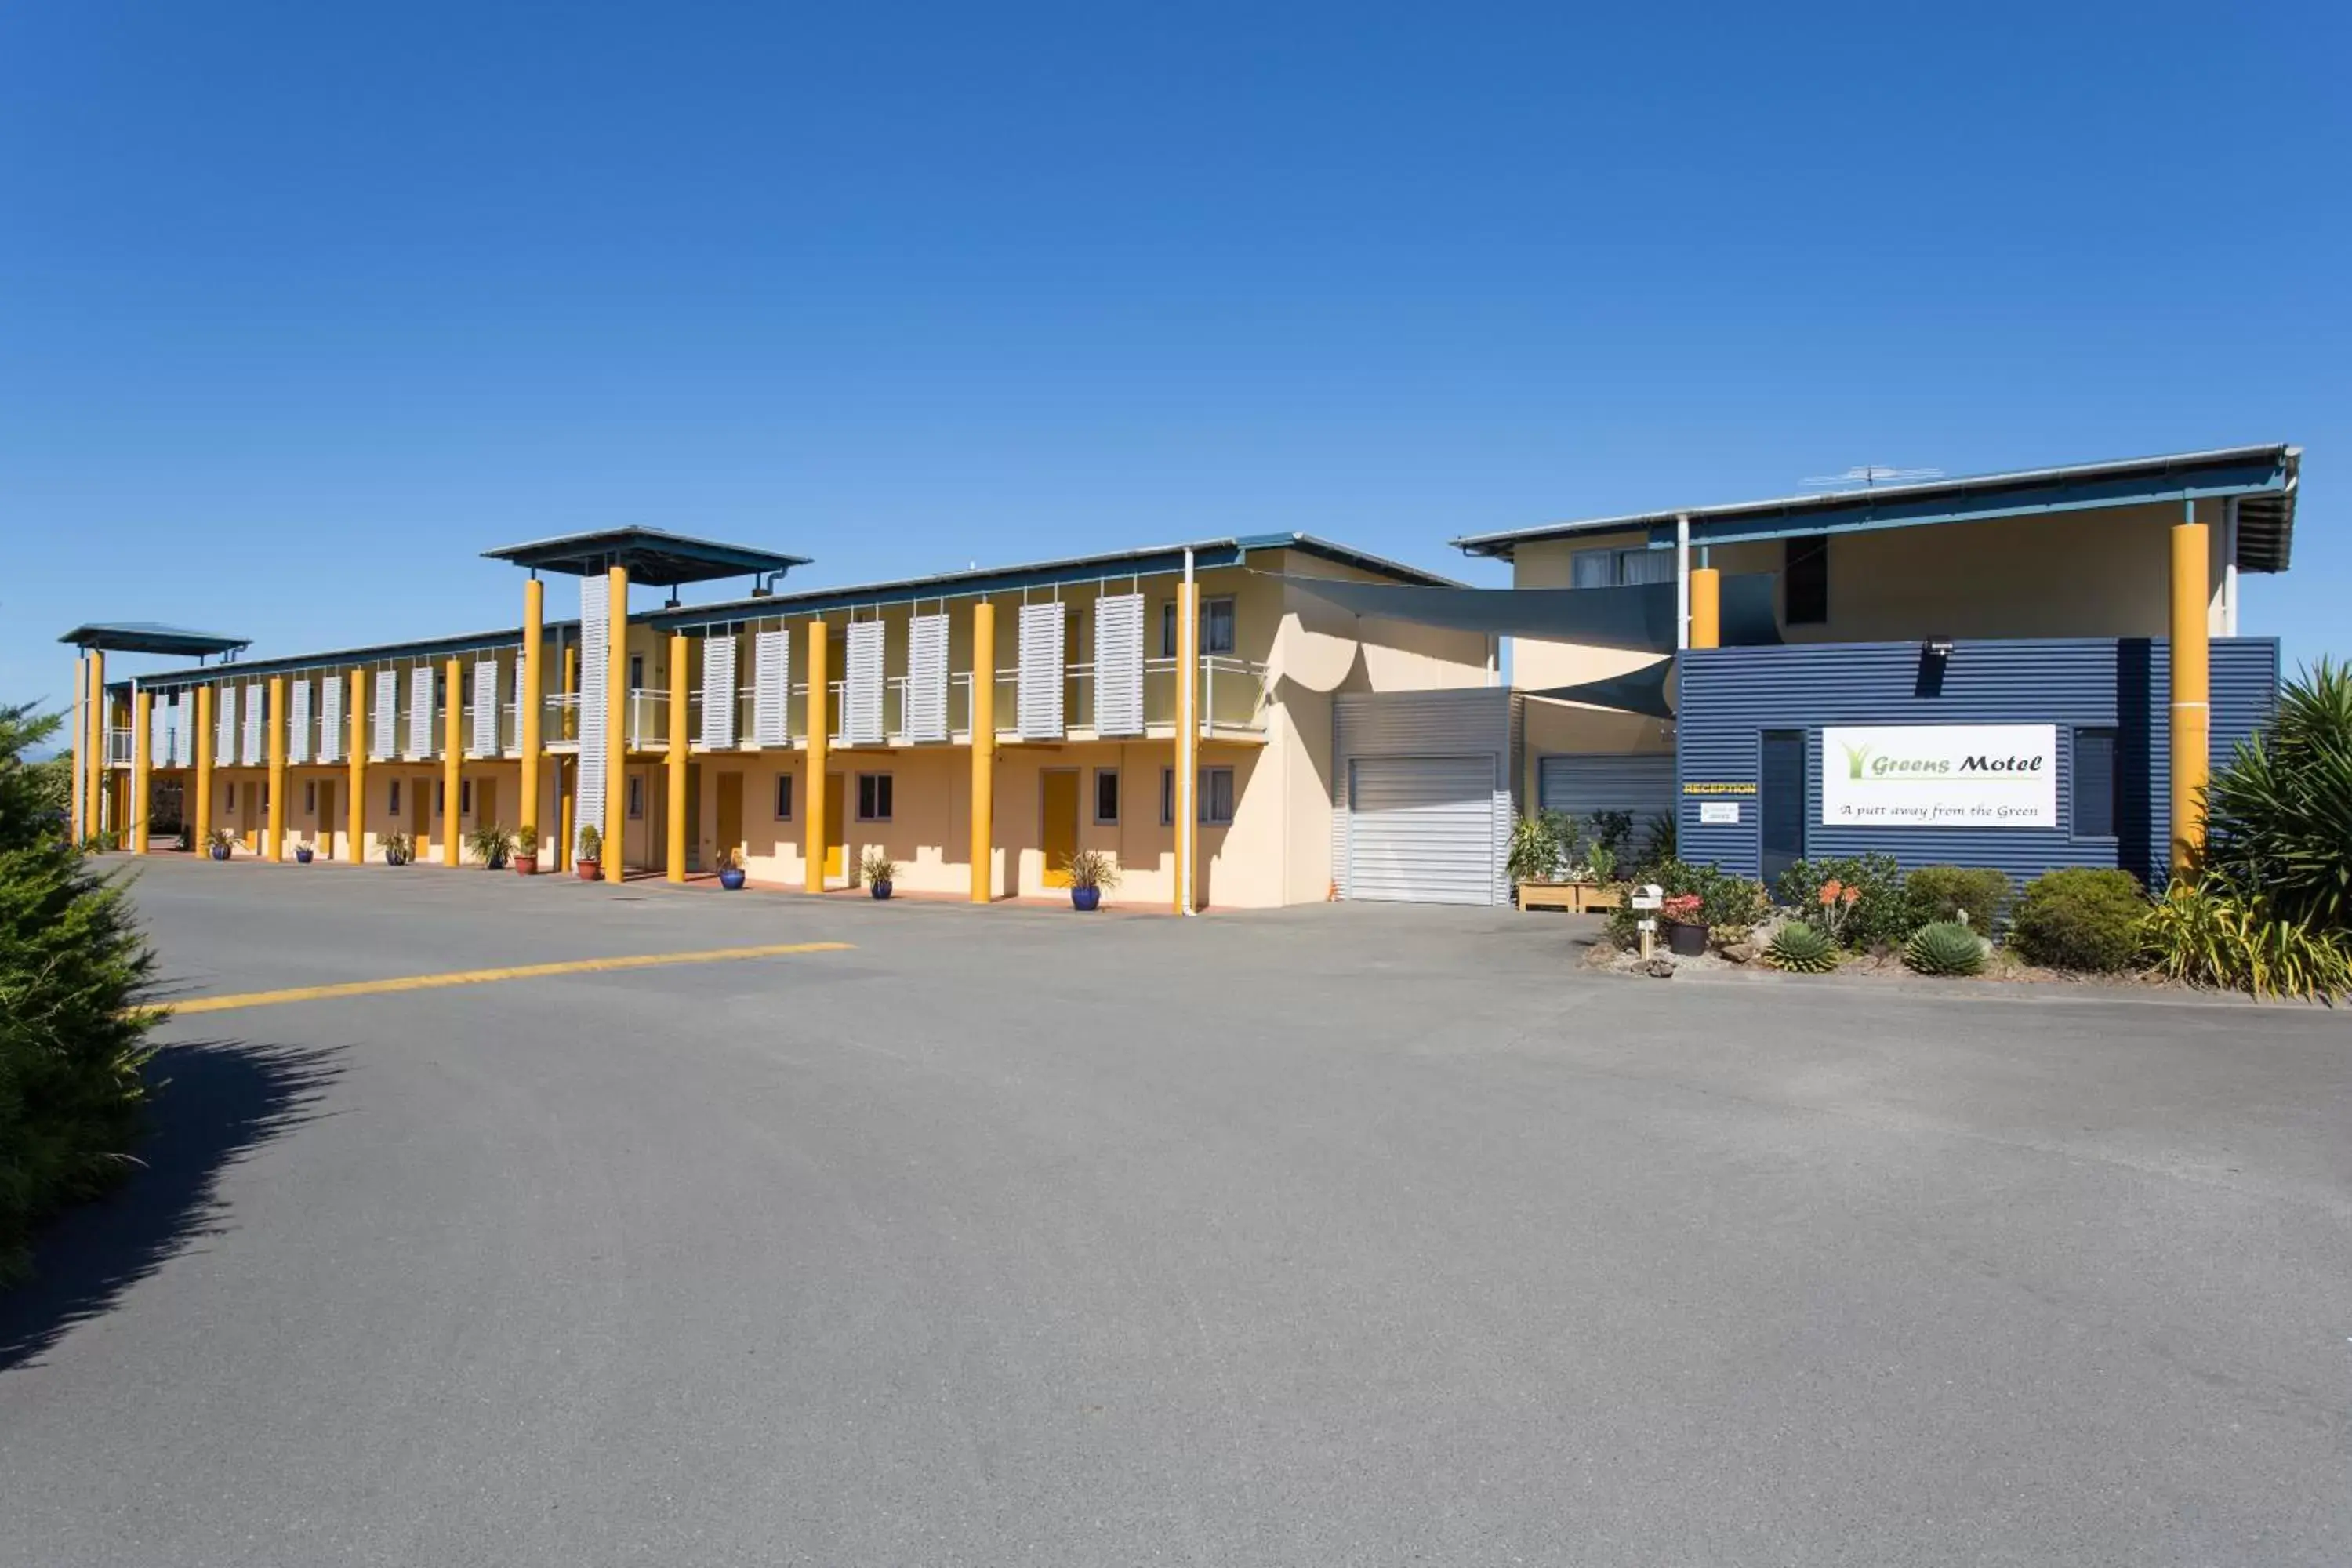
[1661,892,1704,925]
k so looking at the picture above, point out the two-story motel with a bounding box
[63,532,1494,909]
[62,443,2303,910]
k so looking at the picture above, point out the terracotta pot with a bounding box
[576,858,601,883]
[512,855,537,877]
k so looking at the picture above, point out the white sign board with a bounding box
[1699,800,1740,825]
[1821,725,2057,829]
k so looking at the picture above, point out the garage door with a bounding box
[1537,753,1675,853]
[1347,756,1497,905]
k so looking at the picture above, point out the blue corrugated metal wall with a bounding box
[1675,638,2278,888]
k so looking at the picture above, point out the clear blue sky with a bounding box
[4,1,2346,706]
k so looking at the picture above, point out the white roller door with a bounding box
[1538,753,1675,852]
[1346,756,1498,906]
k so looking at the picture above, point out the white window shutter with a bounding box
[289,678,313,764]
[150,692,171,768]
[241,683,264,765]
[166,695,187,768]
[1093,593,1145,736]
[1017,603,1066,740]
[214,684,237,760]
[372,670,398,760]
[844,622,885,746]
[906,614,949,742]
[472,659,499,756]
[700,634,739,749]
[320,676,343,764]
[575,578,608,854]
[752,630,789,746]
[407,667,434,758]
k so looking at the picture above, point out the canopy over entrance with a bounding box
[57,622,251,659]
[482,527,811,589]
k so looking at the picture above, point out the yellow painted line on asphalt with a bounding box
[166,942,855,1016]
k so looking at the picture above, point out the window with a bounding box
[460,780,473,817]
[628,654,645,691]
[1200,766,1236,825]
[388,779,401,815]
[857,771,893,822]
[1200,597,1236,655]
[1094,768,1120,825]
[304,781,316,815]
[1160,766,1175,826]
[774,774,795,821]
[2072,727,2119,839]
[1160,601,1178,658]
[1570,546,1676,589]
[626,775,643,819]
[223,782,237,811]
[260,782,269,811]
[1785,535,1829,626]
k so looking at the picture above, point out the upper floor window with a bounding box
[1570,546,1676,589]
[1785,535,1829,626]
[1159,595,1240,657]
[629,654,645,691]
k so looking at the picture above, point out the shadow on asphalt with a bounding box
[0,1038,340,1373]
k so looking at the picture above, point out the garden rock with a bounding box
[1639,956,1675,979]
[1722,942,1756,965]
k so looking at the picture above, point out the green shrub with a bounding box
[2141,877,2352,1002]
[1508,811,1568,887]
[2009,866,2146,973]
[1904,920,1987,977]
[1,703,162,1282]
[2203,659,2352,931]
[1763,922,1838,973]
[1903,866,2012,933]
[1776,854,1908,949]
[1604,858,1769,947]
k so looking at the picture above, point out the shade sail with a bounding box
[1281,573,1779,652]
[1524,659,1676,720]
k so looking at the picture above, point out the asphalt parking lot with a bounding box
[3,856,2348,1566]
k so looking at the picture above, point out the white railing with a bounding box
[106,727,135,766]
[624,688,669,750]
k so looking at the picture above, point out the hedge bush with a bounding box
[2009,866,2146,973]
[1,703,161,1283]
[1903,866,2012,933]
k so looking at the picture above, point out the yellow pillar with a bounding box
[519,576,544,870]
[265,674,288,861]
[193,684,215,854]
[2169,507,2212,878]
[348,670,368,865]
[1688,567,1721,650]
[130,689,152,855]
[603,566,629,883]
[86,649,107,841]
[803,618,829,894]
[563,641,579,741]
[969,600,996,903]
[666,631,690,883]
[68,656,87,841]
[1174,579,1198,914]
[442,655,463,868]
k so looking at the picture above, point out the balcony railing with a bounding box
[107,727,135,766]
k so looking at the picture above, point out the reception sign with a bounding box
[1820,725,2058,828]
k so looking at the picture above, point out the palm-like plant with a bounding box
[2202,659,2352,931]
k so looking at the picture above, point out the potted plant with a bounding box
[1062,848,1118,912]
[466,820,514,871]
[575,823,601,882]
[861,848,895,899]
[1662,892,1709,956]
[383,829,412,866]
[294,837,314,864]
[206,826,234,862]
[716,845,748,891]
[513,824,539,877]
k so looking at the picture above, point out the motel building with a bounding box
[61,531,1496,910]
[63,443,2301,909]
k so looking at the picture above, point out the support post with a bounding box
[557,758,573,874]
[130,688,152,855]
[969,600,995,903]
[2169,501,2211,879]
[71,655,88,842]
[804,618,829,894]
[519,575,544,869]
[265,673,288,861]
[1688,565,1721,650]
[1674,513,1691,652]
[603,566,629,884]
[440,656,462,867]
[87,650,107,840]
[666,631,690,884]
[1174,563,1198,914]
[193,684,215,855]
[348,670,368,865]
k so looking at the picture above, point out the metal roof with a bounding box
[1451,445,2302,572]
[57,622,252,657]
[125,621,581,694]
[481,527,811,586]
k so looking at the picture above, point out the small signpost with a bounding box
[1629,884,1663,961]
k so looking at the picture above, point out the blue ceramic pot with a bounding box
[871,880,892,900]
[719,867,746,891]
[1072,886,1102,912]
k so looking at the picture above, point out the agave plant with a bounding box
[1904,920,1987,977]
[2202,659,2352,931]
[1763,921,1837,974]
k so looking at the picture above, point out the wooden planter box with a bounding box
[1516,880,1620,913]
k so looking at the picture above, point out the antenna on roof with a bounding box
[1801,465,1944,491]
